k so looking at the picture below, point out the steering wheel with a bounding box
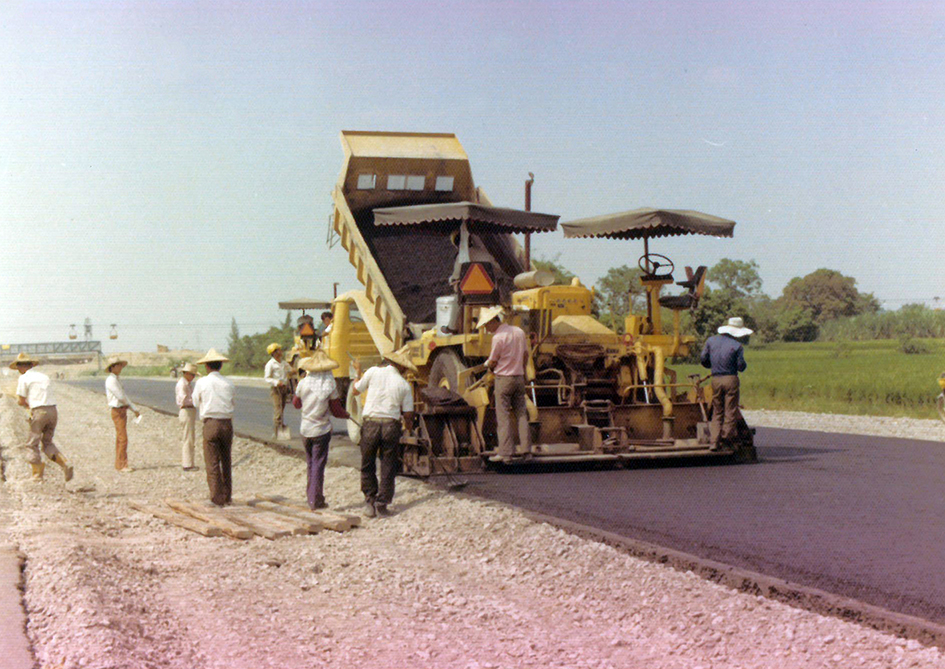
[638,253,675,277]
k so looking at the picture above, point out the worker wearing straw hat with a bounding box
[479,306,531,460]
[351,347,416,518]
[701,316,752,451]
[192,349,236,506]
[295,350,349,510]
[264,342,292,440]
[175,362,200,471]
[104,356,140,472]
[12,353,74,482]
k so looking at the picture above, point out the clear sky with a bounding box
[2,0,943,353]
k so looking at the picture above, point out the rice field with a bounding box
[671,339,945,419]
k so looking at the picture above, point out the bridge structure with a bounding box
[0,341,102,366]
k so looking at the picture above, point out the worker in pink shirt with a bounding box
[480,306,531,460]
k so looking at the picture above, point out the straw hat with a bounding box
[266,342,282,356]
[180,362,200,376]
[104,356,129,372]
[475,305,504,330]
[383,346,418,374]
[298,349,339,373]
[717,317,753,338]
[196,348,230,364]
[8,352,39,369]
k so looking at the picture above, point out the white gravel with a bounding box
[1,383,944,668]
[744,408,945,442]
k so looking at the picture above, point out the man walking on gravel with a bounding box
[700,316,752,451]
[295,350,348,510]
[481,306,531,461]
[264,342,291,440]
[192,349,236,506]
[105,357,140,472]
[175,362,200,471]
[12,353,74,482]
[351,348,415,518]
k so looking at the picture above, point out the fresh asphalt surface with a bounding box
[70,377,945,625]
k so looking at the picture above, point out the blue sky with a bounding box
[2,1,943,352]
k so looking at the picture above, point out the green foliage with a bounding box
[776,305,819,342]
[899,336,931,355]
[671,339,945,419]
[533,255,576,286]
[819,304,945,341]
[593,265,644,332]
[226,317,296,372]
[780,268,877,325]
[706,258,762,300]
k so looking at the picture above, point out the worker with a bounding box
[351,347,416,518]
[319,311,333,337]
[192,349,236,506]
[295,350,349,510]
[700,316,752,451]
[175,362,200,471]
[11,353,74,482]
[480,306,531,460]
[104,356,140,472]
[264,342,291,440]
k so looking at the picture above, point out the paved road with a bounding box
[69,378,945,625]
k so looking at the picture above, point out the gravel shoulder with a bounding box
[1,384,944,668]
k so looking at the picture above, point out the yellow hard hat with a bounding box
[266,342,282,356]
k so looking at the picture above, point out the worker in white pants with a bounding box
[175,362,200,470]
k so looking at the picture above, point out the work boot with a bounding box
[52,454,74,482]
[311,497,328,510]
[364,502,376,518]
[30,462,45,481]
[375,503,391,517]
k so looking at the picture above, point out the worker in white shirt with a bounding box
[264,342,291,440]
[175,362,200,471]
[351,347,416,518]
[104,356,140,472]
[192,349,236,506]
[295,350,349,509]
[11,353,74,482]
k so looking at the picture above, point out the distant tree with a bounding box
[780,268,874,325]
[282,310,293,330]
[593,265,645,331]
[776,305,819,342]
[706,258,762,300]
[227,318,241,358]
[533,255,576,285]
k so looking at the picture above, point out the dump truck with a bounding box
[315,130,754,474]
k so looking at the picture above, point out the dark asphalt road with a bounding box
[69,378,945,625]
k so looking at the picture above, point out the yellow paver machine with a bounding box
[312,131,755,474]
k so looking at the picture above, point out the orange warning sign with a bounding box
[460,263,496,294]
[299,322,316,336]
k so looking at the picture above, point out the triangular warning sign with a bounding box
[460,263,496,295]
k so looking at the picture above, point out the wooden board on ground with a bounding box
[254,494,362,529]
[215,505,293,540]
[244,499,341,532]
[226,504,318,535]
[128,500,223,538]
[163,499,254,540]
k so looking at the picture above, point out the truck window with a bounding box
[387,175,406,190]
[356,174,376,190]
[406,175,425,191]
[435,176,454,192]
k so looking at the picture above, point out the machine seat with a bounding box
[658,293,696,309]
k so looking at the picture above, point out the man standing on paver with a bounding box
[192,349,236,506]
[12,353,74,482]
[104,356,140,472]
[264,342,291,440]
[175,362,200,471]
[351,348,415,518]
[700,316,752,451]
[480,306,531,461]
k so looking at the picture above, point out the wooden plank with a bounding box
[163,499,255,540]
[128,501,223,538]
[215,505,292,540]
[253,495,361,530]
[244,499,339,532]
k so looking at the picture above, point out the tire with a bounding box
[346,382,362,443]
[428,348,467,393]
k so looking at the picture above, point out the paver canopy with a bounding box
[561,208,735,240]
[373,201,559,233]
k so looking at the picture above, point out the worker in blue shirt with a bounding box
[700,317,752,451]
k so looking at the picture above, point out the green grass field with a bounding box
[671,339,945,420]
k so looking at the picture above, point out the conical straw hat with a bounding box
[298,349,339,373]
[382,346,418,374]
[8,352,39,369]
[104,356,128,372]
[196,348,230,364]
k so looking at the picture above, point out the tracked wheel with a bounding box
[428,348,468,393]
